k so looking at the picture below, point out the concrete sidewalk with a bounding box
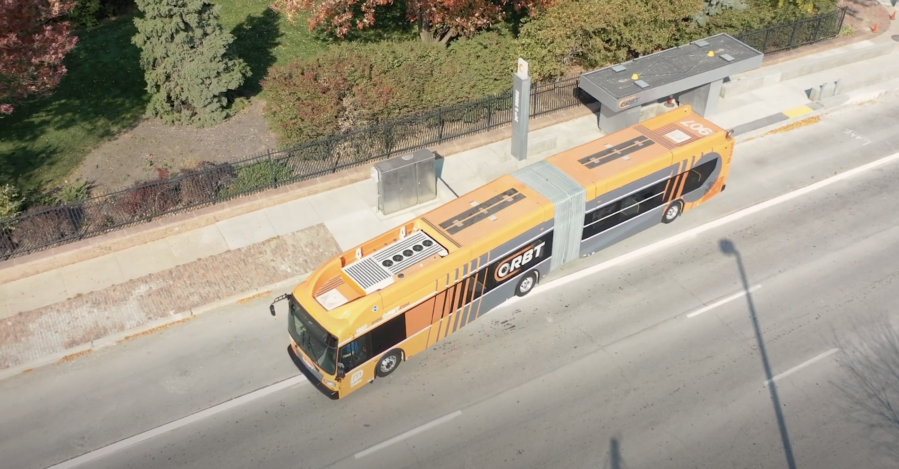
[2,17,899,375]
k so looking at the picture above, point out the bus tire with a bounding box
[515,271,539,297]
[662,200,684,224]
[376,350,402,378]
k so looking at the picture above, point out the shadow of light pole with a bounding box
[605,437,625,469]
[719,238,797,469]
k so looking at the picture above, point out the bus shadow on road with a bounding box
[286,346,339,400]
[719,238,798,469]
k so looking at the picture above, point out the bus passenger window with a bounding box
[620,195,640,217]
[587,201,619,225]
[339,335,372,371]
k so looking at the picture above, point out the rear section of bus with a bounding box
[542,104,733,258]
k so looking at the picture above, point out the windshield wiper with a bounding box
[302,333,315,355]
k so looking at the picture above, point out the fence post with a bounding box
[69,204,83,240]
[329,137,341,174]
[813,14,822,42]
[788,18,799,49]
[210,165,219,204]
[487,100,493,129]
[763,27,771,53]
[531,84,538,118]
[383,123,392,157]
[266,149,276,188]
[437,109,444,144]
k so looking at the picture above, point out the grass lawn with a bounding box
[0,0,328,199]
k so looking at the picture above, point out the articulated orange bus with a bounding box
[270,105,734,398]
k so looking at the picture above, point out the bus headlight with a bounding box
[322,379,337,388]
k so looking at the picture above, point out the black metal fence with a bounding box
[736,7,847,54]
[1,9,849,261]
[0,76,596,260]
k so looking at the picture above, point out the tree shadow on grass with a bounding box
[231,8,283,97]
[0,17,148,197]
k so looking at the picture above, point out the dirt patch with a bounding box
[237,290,273,305]
[72,99,279,194]
[117,317,194,344]
[840,0,893,34]
[767,115,822,134]
[59,349,92,364]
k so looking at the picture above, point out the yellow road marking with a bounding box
[782,105,814,119]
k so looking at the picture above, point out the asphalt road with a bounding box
[3,94,899,469]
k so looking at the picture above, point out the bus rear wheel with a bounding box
[376,350,402,378]
[515,271,539,297]
[662,201,684,224]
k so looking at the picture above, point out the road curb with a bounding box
[0,274,310,382]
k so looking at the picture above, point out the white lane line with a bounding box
[686,285,762,318]
[521,150,899,299]
[355,410,462,459]
[764,348,840,387]
[45,376,308,469]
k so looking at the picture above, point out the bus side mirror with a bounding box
[269,304,276,317]
[337,363,346,380]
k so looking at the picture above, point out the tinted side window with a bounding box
[582,180,666,240]
[370,314,406,356]
[682,159,718,194]
[339,334,372,371]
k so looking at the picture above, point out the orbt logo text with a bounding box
[495,242,545,281]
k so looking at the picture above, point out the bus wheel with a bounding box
[662,201,684,224]
[376,350,402,378]
[515,271,539,297]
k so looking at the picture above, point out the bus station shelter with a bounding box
[579,34,764,134]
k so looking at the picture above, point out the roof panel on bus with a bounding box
[421,174,551,248]
[545,106,726,201]
[545,127,671,201]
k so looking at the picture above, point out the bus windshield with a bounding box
[288,296,338,375]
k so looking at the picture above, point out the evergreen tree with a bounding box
[132,0,249,127]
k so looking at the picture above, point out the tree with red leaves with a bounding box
[271,0,552,44]
[0,0,79,115]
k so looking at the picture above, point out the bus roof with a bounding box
[545,105,727,201]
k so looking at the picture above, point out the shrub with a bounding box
[112,179,180,222]
[518,0,704,81]
[179,161,235,206]
[263,33,518,146]
[66,0,136,28]
[263,50,365,144]
[67,0,103,28]
[0,184,22,228]
[690,0,822,37]
[10,206,80,250]
[429,31,517,107]
[223,160,294,197]
[55,180,92,204]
